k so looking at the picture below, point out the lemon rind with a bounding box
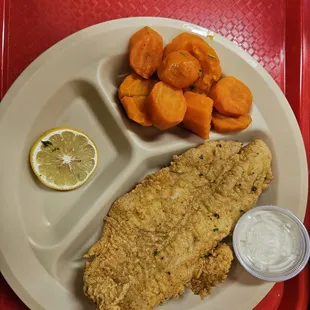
[29,127,98,191]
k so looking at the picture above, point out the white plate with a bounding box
[0,17,308,310]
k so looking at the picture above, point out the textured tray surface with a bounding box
[1,0,308,309]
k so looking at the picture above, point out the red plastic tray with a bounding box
[0,0,309,309]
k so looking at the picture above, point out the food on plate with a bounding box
[188,40,221,93]
[120,96,153,126]
[119,27,253,138]
[157,50,202,88]
[29,127,98,190]
[212,111,252,133]
[118,73,157,98]
[129,26,163,79]
[148,81,187,130]
[183,91,213,139]
[209,76,253,116]
[118,73,157,126]
[164,32,221,93]
[83,139,272,310]
[163,32,206,56]
[189,243,234,298]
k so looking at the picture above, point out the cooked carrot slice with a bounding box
[118,73,156,126]
[183,92,214,139]
[157,50,201,89]
[209,76,253,116]
[190,41,221,93]
[118,73,157,99]
[129,26,163,79]
[163,32,205,57]
[120,96,152,126]
[164,32,221,93]
[212,111,252,133]
[148,81,187,130]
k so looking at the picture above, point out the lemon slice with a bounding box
[30,127,98,190]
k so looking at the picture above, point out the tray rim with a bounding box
[0,16,308,310]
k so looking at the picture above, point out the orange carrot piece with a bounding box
[163,32,205,57]
[118,73,156,126]
[164,32,221,93]
[183,92,214,139]
[118,73,157,99]
[157,50,201,89]
[190,41,221,93]
[120,96,152,126]
[129,26,163,79]
[148,81,187,130]
[209,76,253,116]
[212,111,252,133]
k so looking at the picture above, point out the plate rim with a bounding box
[0,16,308,310]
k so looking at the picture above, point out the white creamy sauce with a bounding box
[238,210,299,272]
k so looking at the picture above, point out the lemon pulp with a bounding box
[30,127,98,190]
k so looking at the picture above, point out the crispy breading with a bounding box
[189,243,234,299]
[83,139,272,310]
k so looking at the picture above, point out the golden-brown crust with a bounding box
[83,139,272,310]
[189,243,234,299]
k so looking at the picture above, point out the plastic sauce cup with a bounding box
[232,205,310,282]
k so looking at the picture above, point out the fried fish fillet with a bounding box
[83,139,272,310]
[189,242,234,299]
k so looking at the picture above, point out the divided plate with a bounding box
[0,17,308,310]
